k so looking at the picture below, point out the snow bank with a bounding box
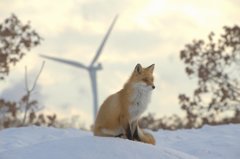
[155,124,240,159]
[0,124,239,159]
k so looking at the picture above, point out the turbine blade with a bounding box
[90,15,118,66]
[39,54,87,69]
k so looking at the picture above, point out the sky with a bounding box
[0,0,239,127]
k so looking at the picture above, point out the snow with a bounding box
[0,124,239,159]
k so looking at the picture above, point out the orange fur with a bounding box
[94,64,156,145]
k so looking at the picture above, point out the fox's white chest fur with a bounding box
[129,82,152,122]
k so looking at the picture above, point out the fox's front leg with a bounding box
[126,120,140,141]
[126,122,133,140]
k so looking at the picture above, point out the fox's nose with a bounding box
[152,85,155,89]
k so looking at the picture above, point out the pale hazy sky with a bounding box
[0,0,239,127]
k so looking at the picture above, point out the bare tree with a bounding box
[0,14,42,80]
[179,25,240,126]
[0,61,58,129]
[21,61,45,126]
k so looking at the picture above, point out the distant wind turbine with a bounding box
[40,15,118,121]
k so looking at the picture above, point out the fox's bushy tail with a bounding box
[127,124,156,145]
[136,126,156,145]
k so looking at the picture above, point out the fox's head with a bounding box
[128,63,155,91]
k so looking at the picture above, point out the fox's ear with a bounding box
[134,63,143,74]
[146,64,155,73]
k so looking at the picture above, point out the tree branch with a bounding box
[22,61,45,126]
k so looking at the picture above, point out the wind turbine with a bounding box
[40,15,118,121]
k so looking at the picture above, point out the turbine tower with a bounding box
[40,15,118,121]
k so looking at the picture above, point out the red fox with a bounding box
[94,64,156,145]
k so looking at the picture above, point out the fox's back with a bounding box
[94,90,129,133]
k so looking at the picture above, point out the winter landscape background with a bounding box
[1,0,240,126]
[0,1,240,159]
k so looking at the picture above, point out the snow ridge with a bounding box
[0,125,239,159]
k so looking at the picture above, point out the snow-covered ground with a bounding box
[0,124,239,159]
